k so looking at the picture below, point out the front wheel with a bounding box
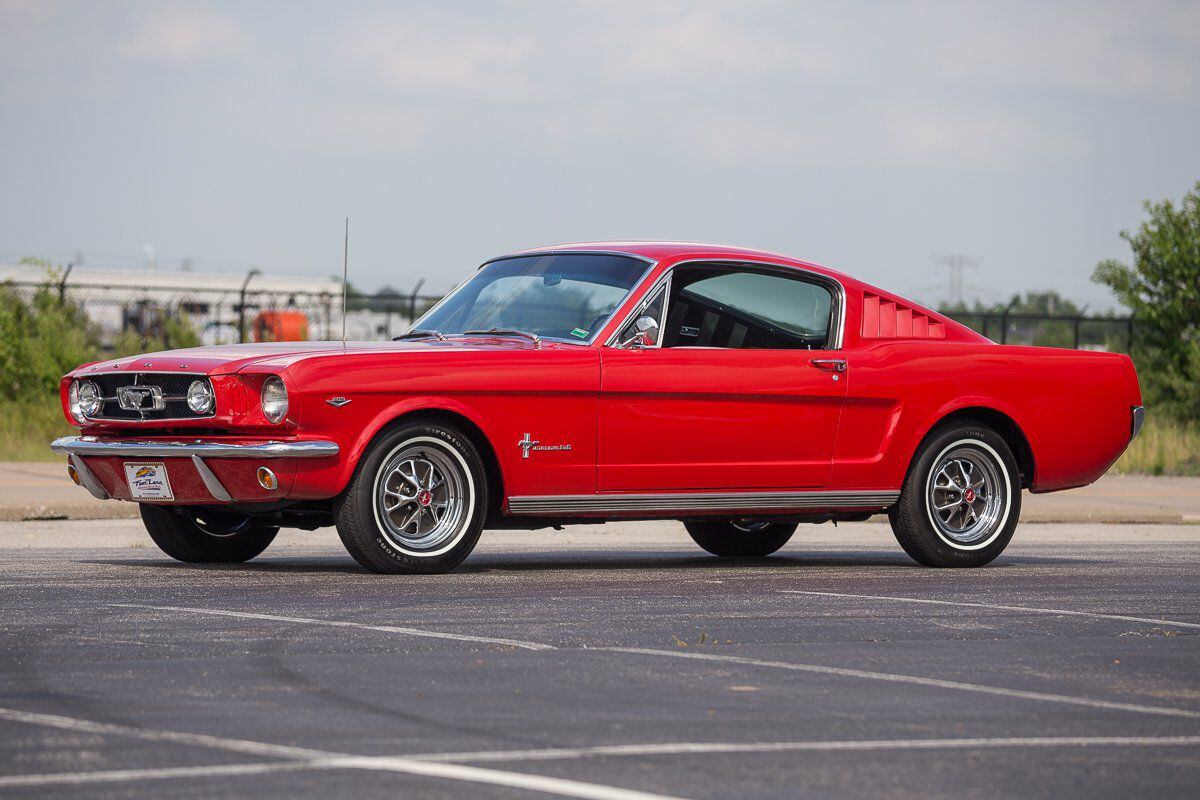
[335,421,487,574]
[684,519,799,557]
[889,421,1021,567]
[140,505,279,563]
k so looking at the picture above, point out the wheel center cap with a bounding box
[963,488,976,504]
[417,490,432,507]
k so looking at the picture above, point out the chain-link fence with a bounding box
[3,265,1135,354]
[1,266,442,350]
[945,312,1135,352]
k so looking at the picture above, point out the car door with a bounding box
[598,263,847,492]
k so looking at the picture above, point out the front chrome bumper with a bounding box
[51,436,340,502]
[50,436,339,459]
[1131,405,1145,441]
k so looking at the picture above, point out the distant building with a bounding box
[0,263,343,345]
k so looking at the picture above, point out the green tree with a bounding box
[1093,181,1200,422]
[0,260,99,400]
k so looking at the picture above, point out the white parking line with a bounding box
[412,735,1200,763]
[603,648,1200,720]
[0,706,684,800]
[777,589,1200,630]
[0,707,328,760]
[5,705,1199,794]
[111,603,556,651]
[109,603,1200,721]
[0,762,316,788]
[327,756,688,800]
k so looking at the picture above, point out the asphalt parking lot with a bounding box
[1,518,1198,799]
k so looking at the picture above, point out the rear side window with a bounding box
[664,268,834,349]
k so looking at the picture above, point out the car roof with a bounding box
[496,241,852,281]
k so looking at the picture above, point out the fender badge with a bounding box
[518,432,572,459]
[326,396,352,407]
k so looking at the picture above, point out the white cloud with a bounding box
[118,5,248,64]
[902,0,1200,99]
[337,14,534,96]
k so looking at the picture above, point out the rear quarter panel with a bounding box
[837,341,1141,492]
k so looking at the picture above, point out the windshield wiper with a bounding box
[463,328,542,347]
[393,329,447,342]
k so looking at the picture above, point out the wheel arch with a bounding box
[349,404,505,523]
[914,406,1035,489]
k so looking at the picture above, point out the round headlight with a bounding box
[72,380,102,420]
[186,380,214,414]
[68,380,83,423]
[261,376,288,423]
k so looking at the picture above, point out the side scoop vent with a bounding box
[861,293,946,340]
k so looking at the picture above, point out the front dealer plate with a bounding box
[124,462,174,500]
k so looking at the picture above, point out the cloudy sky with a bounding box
[2,0,1198,307]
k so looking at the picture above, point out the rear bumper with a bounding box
[1131,405,1145,441]
[50,436,339,503]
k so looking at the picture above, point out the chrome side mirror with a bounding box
[620,315,659,349]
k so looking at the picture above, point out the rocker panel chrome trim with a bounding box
[507,490,900,515]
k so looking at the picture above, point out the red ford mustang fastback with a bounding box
[53,242,1143,573]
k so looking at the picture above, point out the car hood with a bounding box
[69,338,564,377]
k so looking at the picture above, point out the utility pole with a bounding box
[933,254,978,306]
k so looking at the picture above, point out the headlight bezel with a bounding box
[260,375,289,424]
[186,380,215,415]
[70,379,103,422]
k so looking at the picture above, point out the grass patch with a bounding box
[0,398,73,461]
[1111,415,1200,476]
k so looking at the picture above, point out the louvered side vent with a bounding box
[861,293,946,340]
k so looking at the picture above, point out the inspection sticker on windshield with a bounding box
[570,327,589,339]
[124,462,173,500]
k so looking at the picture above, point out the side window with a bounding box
[663,269,833,350]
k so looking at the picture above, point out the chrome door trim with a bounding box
[602,257,847,351]
[507,489,899,515]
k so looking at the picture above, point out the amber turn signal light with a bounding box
[256,466,278,491]
[67,464,81,485]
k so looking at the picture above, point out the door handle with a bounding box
[810,358,847,373]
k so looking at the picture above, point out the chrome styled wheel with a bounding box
[338,422,487,574]
[373,439,471,556]
[925,446,1006,545]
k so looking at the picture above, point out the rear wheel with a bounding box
[140,505,279,563]
[684,519,798,557]
[335,421,487,574]
[889,421,1021,567]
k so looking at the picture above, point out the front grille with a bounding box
[87,373,215,421]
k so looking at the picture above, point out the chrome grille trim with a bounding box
[79,372,215,422]
[507,490,900,515]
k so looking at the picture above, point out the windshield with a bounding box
[414,253,650,342]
